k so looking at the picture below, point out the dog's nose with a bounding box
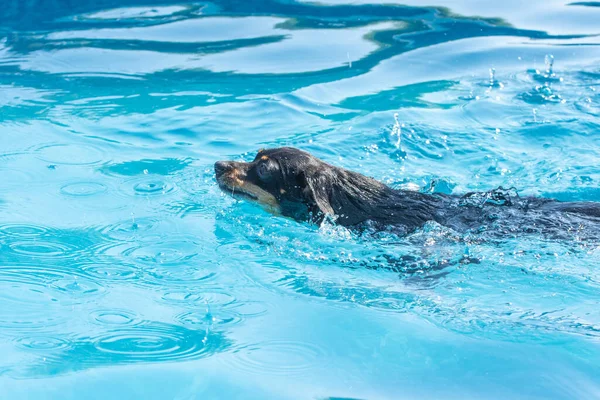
[214,161,233,176]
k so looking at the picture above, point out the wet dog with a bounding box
[215,147,600,238]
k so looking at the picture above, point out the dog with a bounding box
[215,147,600,238]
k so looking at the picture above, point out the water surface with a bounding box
[1,1,600,399]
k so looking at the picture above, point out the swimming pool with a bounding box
[1,0,599,398]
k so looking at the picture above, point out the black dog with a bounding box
[215,147,600,238]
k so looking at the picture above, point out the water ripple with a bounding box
[123,239,199,266]
[15,336,70,352]
[118,177,176,197]
[60,182,108,197]
[226,301,269,318]
[80,262,140,281]
[27,321,232,375]
[0,224,100,263]
[89,309,140,327]
[226,340,327,377]
[176,310,242,328]
[99,217,162,242]
[0,265,105,331]
[32,143,108,166]
[142,266,218,287]
[0,223,50,238]
[160,291,236,307]
[9,240,75,258]
[93,324,210,361]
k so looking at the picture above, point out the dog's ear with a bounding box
[298,171,335,217]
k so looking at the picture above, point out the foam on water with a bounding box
[1,1,600,399]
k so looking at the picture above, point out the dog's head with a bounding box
[215,147,329,221]
[215,147,391,225]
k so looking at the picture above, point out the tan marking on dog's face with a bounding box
[261,155,269,161]
[217,167,281,214]
[239,181,280,213]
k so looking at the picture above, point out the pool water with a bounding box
[1,1,600,399]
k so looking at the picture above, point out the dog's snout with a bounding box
[214,161,233,177]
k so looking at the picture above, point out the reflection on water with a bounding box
[1,0,600,399]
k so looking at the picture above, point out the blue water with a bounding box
[1,1,600,398]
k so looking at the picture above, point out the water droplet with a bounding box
[545,54,554,76]
[487,68,504,89]
[531,55,560,83]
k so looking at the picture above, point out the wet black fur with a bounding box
[215,147,600,238]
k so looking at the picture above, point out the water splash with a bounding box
[522,56,565,105]
[487,68,504,89]
[391,112,402,149]
[130,212,138,231]
[521,83,565,104]
[532,54,563,83]
[545,54,554,77]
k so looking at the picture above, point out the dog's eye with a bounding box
[256,162,272,181]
